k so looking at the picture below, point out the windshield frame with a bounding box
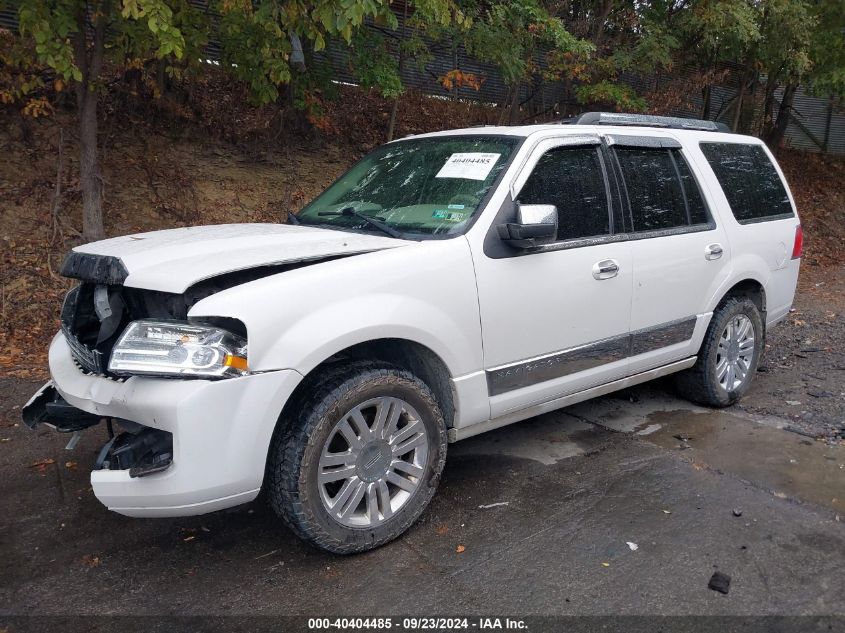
[294,134,526,241]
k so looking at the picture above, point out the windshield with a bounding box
[296,136,520,238]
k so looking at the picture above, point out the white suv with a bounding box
[23,112,802,553]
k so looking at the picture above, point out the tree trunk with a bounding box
[386,2,409,142]
[731,70,747,132]
[78,92,104,241]
[508,83,521,125]
[764,83,797,151]
[387,98,400,142]
[73,1,107,242]
[760,77,779,139]
[701,84,712,120]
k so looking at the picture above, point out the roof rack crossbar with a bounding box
[565,112,731,133]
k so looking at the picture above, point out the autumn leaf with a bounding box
[81,554,101,568]
[455,544,466,553]
[28,458,55,474]
[440,70,485,92]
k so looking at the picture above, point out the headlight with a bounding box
[108,320,248,378]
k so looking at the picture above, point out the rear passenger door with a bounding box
[605,135,732,374]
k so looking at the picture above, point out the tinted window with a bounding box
[674,153,709,225]
[518,146,610,241]
[699,142,793,223]
[615,147,691,231]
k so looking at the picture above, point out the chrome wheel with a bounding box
[318,397,428,528]
[715,314,755,391]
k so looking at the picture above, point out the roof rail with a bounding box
[564,112,732,133]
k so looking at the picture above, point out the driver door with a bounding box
[472,138,633,418]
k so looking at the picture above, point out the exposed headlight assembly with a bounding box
[108,320,248,378]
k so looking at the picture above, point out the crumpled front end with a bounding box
[23,333,302,517]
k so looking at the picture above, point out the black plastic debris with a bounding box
[708,571,731,594]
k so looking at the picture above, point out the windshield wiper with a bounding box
[318,207,403,239]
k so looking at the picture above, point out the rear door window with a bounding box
[699,142,794,223]
[613,146,710,232]
[517,146,611,241]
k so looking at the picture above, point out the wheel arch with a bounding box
[715,278,767,317]
[273,337,456,436]
[262,338,456,496]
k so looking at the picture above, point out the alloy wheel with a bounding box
[715,314,755,392]
[317,397,428,528]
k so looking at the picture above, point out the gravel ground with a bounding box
[737,264,845,443]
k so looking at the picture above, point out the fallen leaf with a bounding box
[65,461,78,470]
[28,458,55,468]
[435,524,449,535]
[81,554,100,568]
[28,458,55,474]
[601,562,610,567]
[626,542,638,551]
[183,535,196,542]
[455,544,466,554]
[662,509,672,514]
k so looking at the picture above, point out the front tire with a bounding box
[675,297,764,407]
[267,362,447,554]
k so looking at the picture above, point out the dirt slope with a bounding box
[1,91,844,405]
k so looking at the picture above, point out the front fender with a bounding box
[188,237,484,379]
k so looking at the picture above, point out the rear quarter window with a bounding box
[699,142,794,224]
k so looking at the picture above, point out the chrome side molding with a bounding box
[486,316,698,396]
[451,357,698,442]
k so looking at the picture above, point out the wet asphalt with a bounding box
[0,377,843,619]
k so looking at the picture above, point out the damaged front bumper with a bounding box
[26,332,302,517]
[23,381,174,478]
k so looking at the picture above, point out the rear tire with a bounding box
[267,361,447,554]
[675,297,764,407]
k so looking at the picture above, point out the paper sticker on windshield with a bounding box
[433,209,468,222]
[435,153,501,180]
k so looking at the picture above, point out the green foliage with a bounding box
[756,0,815,86]
[575,80,647,112]
[349,29,403,98]
[464,0,592,87]
[18,0,80,82]
[10,0,845,127]
[674,0,759,67]
[216,0,402,105]
[121,0,187,58]
[0,28,50,114]
[806,0,845,98]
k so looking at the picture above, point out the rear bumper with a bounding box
[46,332,303,517]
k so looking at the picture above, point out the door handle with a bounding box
[705,243,724,261]
[592,259,619,280]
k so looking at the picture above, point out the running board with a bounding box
[448,357,697,442]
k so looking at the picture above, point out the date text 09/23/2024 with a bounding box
[307,618,527,630]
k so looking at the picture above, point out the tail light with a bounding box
[791,224,803,260]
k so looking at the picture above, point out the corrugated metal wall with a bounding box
[2,4,843,154]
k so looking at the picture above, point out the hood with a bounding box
[64,224,406,293]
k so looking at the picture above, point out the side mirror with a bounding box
[497,202,558,249]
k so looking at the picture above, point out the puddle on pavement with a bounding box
[640,409,845,515]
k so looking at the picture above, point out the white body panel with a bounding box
[74,223,404,293]
[41,122,800,517]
